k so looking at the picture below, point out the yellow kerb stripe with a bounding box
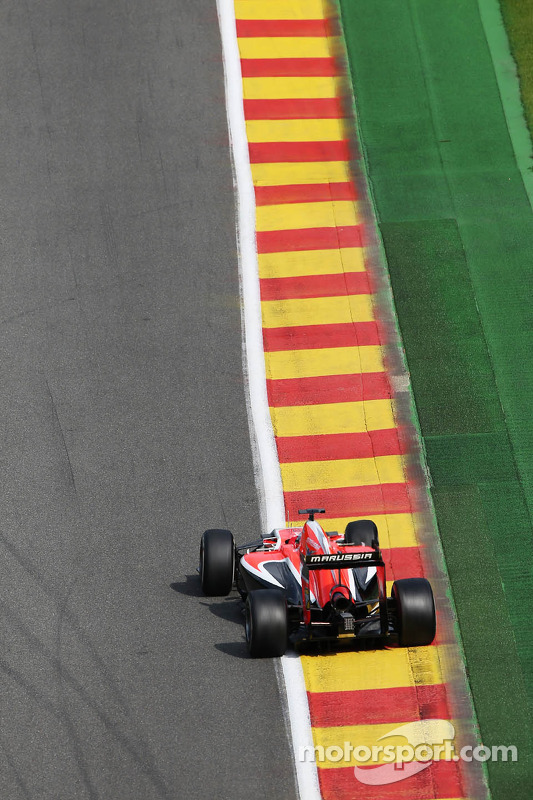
[322,515,418,549]
[258,248,365,279]
[235,0,325,20]
[312,719,457,767]
[252,161,350,186]
[261,295,373,329]
[238,37,333,60]
[256,200,359,232]
[243,76,339,100]
[265,345,383,380]
[270,399,395,437]
[280,455,405,492]
[301,645,445,693]
[246,118,347,143]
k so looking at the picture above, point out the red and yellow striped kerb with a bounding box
[234,1,466,798]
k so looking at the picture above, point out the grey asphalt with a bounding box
[0,2,298,798]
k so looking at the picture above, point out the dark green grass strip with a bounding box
[339,1,533,797]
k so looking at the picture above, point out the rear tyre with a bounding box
[245,589,288,658]
[392,578,436,647]
[344,519,379,548]
[200,529,235,596]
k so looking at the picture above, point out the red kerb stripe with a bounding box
[260,272,370,300]
[317,757,464,799]
[267,372,391,407]
[284,484,414,518]
[244,98,344,119]
[249,140,350,164]
[263,322,381,351]
[383,545,424,579]
[236,20,330,37]
[255,183,356,205]
[308,683,449,727]
[240,57,337,78]
[276,429,403,463]
[257,226,362,253]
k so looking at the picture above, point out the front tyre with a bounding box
[200,529,235,596]
[392,578,436,647]
[245,589,288,658]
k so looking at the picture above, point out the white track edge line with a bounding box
[215,0,284,534]
[216,1,321,798]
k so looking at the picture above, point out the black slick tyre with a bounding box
[392,578,436,647]
[200,529,235,596]
[344,519,379,548]
[245,589,287,657]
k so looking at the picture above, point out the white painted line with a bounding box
[277,653,321,800]
[216,1,321,798]
[215,0,284,534]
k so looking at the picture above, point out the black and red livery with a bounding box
[199,509,436,657]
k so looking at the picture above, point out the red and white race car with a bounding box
[199,509,436,657]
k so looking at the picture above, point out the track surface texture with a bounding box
[0,2,297,799]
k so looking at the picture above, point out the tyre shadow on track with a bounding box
[170,579,250,658]
[214,641,249,659]
[170,575,205,597]
[170,577,243,622]
[207,592,249,659]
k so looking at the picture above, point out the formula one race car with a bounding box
[199,509,436,658]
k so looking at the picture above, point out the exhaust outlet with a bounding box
[331,586,352,612]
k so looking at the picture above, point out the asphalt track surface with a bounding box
[0,2,297,798]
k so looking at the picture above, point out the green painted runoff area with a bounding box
[339,0,533,797]
[500,0,533,131]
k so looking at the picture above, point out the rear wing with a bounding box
[305,552,384,569]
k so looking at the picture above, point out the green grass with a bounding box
[500,0,533,133]
[339,1,533,795]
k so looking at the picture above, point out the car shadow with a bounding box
[171,578,249,656]
[171,577,244,620]
[169,575,204,597]
[205,596,244,625]
[215,641,249,659]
